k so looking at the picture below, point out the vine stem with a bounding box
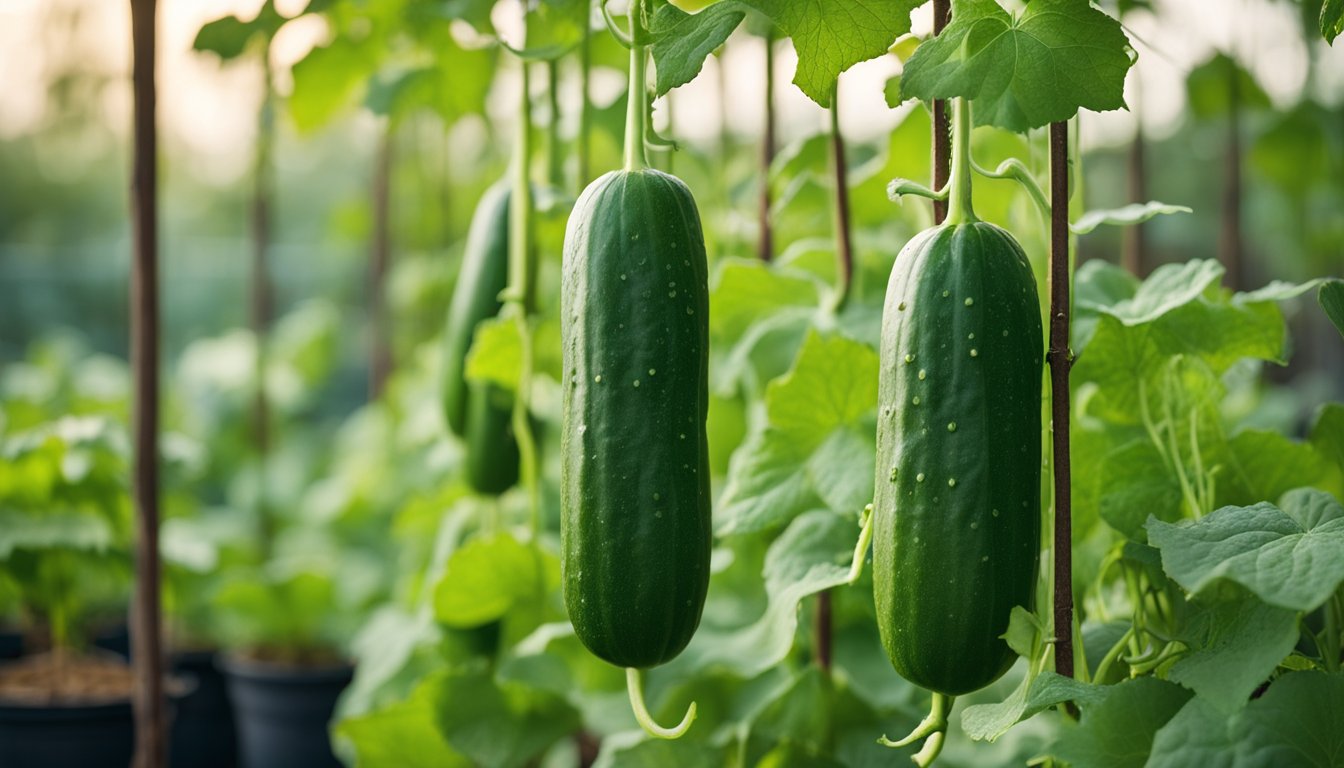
[128,0,165,765]
[1048,120,1076,686]
[758,28,775,262]
[931,0,950,224]
[578,10,592,191]
[507,39,542,538]
[828,87,853,310]
[623,0,649,172]
[627,667,696,739]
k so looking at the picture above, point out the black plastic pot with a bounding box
[0,630,22,661]
[220,656,352,768]
[0,698,133,768]
[170,650,238,768]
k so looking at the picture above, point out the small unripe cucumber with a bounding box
[442,181,519,495]
[873,222,1043,696]
[561,169,711,669]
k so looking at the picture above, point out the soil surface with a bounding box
[0,652,134,706]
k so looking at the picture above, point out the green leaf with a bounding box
[0,509,115,556]
[1324,0,1344,43]
[1070,202,1192,235]
[193,15,259,60]
[650,3,746,95]
[1166,596,1300,715]
[521,0,590,60]
[365,43,493,123]
[432,533,557,628]
[718,332,878,534]
[334,674,469,768]
[1320,280,1344,338]
[1185,52,1271,120]
[901,0,1134,132]
[1311,403,1344,474]
[744,0,921,107]
[1215,429,1341,509]
[883,74,904,108]
[744,667,833,754]
[1103,260,1223,326]
[709,259,822,343]
[432,664,579,768]
[289,37,378,133]
[1051,677,1192,768]
[1098,439,1182,540]
[961,671,1106,743]
[593,732,727,768]
[1147,488,1344,611]
[441,0,497,34]
[1149,672,1344,768]
[666,510,855,677]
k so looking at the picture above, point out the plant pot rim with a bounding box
[217,653,353,683]
[0,695,133,716]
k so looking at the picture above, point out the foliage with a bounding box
[2,0,1344,763]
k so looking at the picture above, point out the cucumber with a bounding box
[873,221,1043,696]
[560,168,711,669]
[443,181,509,436]
[442,180,519,495]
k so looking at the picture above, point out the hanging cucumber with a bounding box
[561,0,709,740]
[442,180,520,494]
[873,98,1043,765]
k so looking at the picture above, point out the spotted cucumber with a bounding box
[560,167,711,670]
[873,98,1043,699]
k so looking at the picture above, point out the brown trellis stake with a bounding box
[128,0,165,766]
[1048,121,1075,684]
[931,0,950,225]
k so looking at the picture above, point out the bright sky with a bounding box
[1,0,1341,178]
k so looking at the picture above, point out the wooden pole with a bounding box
[757,29,776,262]
[369,124,394,399]
[1048,121,1074,683]
[128,0,165,764]
[931,0,951,224]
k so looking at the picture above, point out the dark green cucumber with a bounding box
[442,180,519,494]
[560,168,711,669]
[873,222,1043,696]
[443,180,510,436]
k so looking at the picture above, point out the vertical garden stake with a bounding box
[129,0,165,765]
[931,0,950,225]
[829,86,854,310]
[369,124,394,398]
[1048,121,1075,683]
[758,28,776,262]
[252,53,275,554]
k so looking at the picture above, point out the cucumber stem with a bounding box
[943,97,977,225]
[623,0,649,172]
[626,667,697,739]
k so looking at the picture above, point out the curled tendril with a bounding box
[879,692,953,767]
[627,667,696,739]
